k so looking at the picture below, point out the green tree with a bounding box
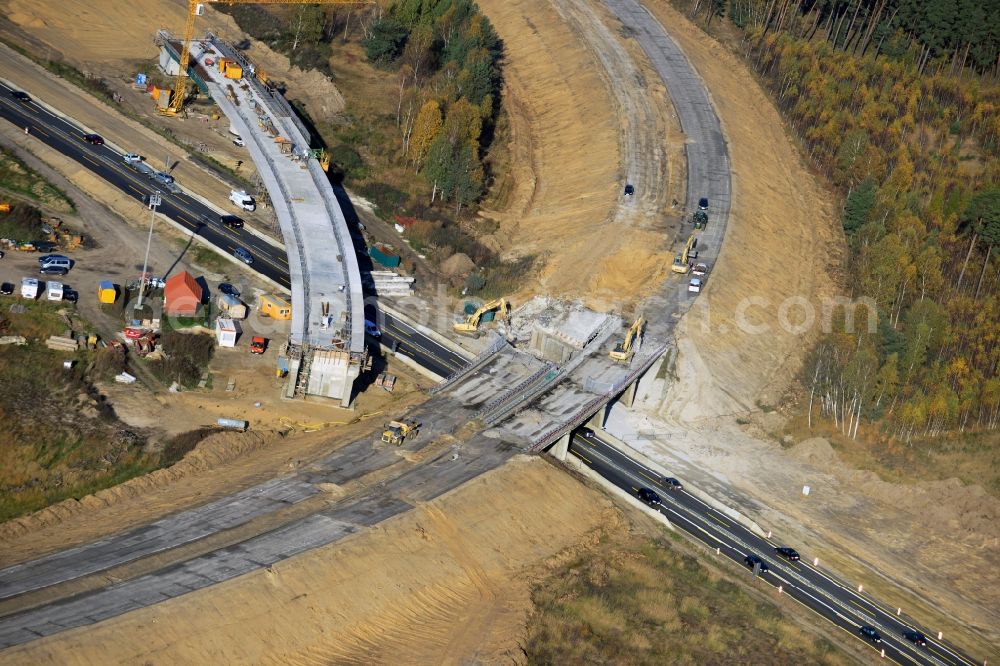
[363,17,408,65]
[962,187,1000,297]
[843,177,877,233]
[425,133,455,202]
[287,5,325,51]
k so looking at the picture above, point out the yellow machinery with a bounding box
[609,315,645,363]
[381,419,420,446]
[162,0,368,117]
[454,298,510,335]
[670,234,698,274]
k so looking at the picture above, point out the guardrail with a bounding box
[475,361,557,423]
[429,334,506,395]
[528,342,669,453]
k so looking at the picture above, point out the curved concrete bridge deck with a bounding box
[195,36,366,404]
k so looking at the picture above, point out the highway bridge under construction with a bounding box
[162,32,366,406]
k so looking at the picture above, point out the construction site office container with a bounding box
[217,293,248,320]
[215,317,239,347]
[259,294,291,320]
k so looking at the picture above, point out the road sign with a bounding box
[136,73,147,86]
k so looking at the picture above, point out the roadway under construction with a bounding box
[161,32,366,406]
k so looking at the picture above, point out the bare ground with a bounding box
[637,0,844,421]
[1,456,615,665]
[476,0,680,309]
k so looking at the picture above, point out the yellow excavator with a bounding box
[609,315,646,363]
[671,235,699,274]
[454,298,510,335]
[160,0,367,117]
[381,419,421,446]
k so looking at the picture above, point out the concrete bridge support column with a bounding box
[621,380,638,408]
[587,407,608,430]
[550,431,571,461]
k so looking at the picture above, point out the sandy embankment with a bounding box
[4,456,615,665]
[642,0,843,420]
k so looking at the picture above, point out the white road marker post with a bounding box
[778,585,783,594]
[881,649,885,658]
[813,557,819,566]
[858,584,863,593]
[767,530,771,538]
[938,632,943,640]
[716,547,720,555]
[897,608,901,616]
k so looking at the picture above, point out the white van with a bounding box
[46,281,63,301]
[229,190,256,212]
[21,277,39,299]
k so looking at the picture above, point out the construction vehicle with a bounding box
[249,336,268,354]
[161,0,369,117]
[693,210,708,229]
[671,235,699,274]
[381,419,420,446]
[454,298,510,335]
[609,315,645,364]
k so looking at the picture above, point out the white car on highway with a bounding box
[123,153,142,164]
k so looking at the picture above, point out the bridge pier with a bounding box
[550,431,571,461]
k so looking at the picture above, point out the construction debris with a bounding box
[45,335,78,352]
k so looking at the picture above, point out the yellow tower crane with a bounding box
[162,0,368,117]
[609,315,646,363]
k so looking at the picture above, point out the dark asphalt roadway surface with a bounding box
[571,431,979,666]
[0,82,466,377]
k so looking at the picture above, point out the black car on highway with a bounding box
[743,554,769,573]
[82,133,104,145]
[12,91,31,103]
[221,215,245,229]
[902,630,927,646]
[662,477,683,490]
[637,488,661,505]
[775,547,800,561]
[859,625,882,643]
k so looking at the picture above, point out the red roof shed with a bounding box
[164,271,202,316]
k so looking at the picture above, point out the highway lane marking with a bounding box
[31,126,48,137]
[385,330,462,372]
[640,471,660,484]
[383,316,464,368]
[850,599,872,613]
[573,450,592,464]
[581,439,945,666]
[707,512,731,527]
[383,322,463,373]
[927,646,954,665]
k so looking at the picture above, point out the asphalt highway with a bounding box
[571,431,979,666]
[0,82,466,377]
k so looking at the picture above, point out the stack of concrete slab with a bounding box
[45,335,78,352]
[363,270,414,296]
